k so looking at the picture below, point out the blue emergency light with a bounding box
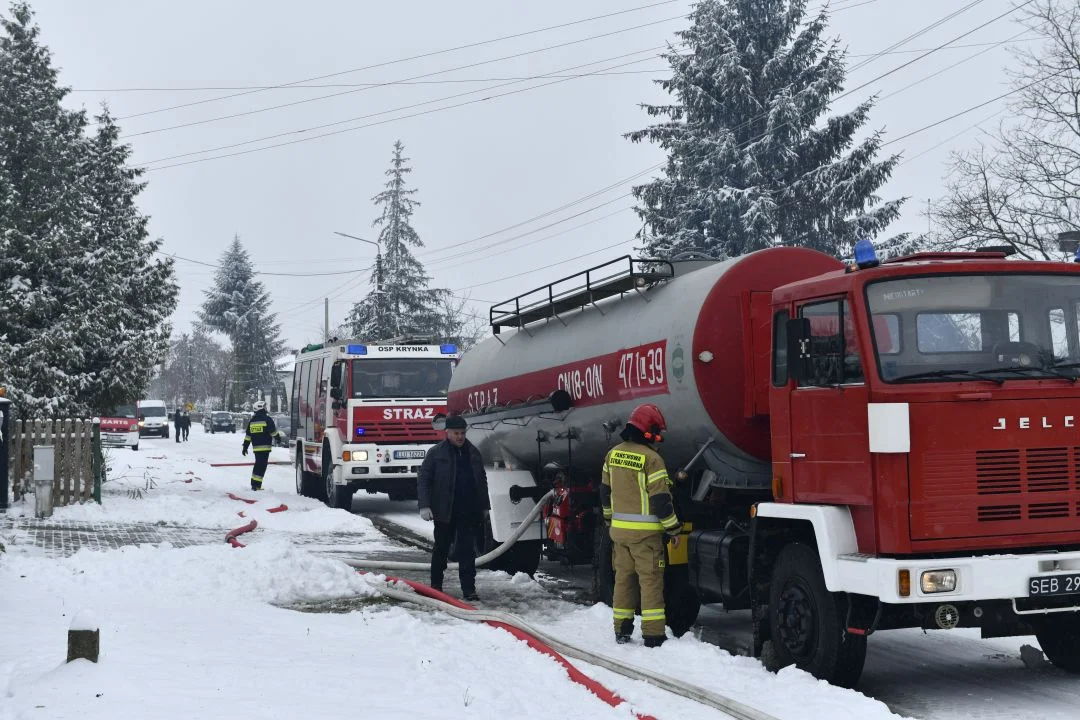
[440,344,458,354]
[356,427,366,437]
[347,344,368,355]
[853,239,880,269]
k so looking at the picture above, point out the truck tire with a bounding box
[591,522,614,606]
[768,542,866,688]
[387,490,408,502]
[295,454,321,498]
[323,448,352,510]
[1035,613,1080,673]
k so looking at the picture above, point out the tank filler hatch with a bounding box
[489,256,674,334]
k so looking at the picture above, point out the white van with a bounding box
[137,399,169,438]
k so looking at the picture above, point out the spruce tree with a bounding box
[199,236,284,409]
[347,141,443,340]
[629,0,904,259]
[0,2,87,414]
[75,107,178,413]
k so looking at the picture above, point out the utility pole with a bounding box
[325,297,330,342]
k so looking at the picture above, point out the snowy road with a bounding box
[344,476,1080,720]
[44,431,1080,720]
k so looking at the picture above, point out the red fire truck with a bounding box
[98,403,140,451]
[446,246,1080,687]
[290,340,459,508]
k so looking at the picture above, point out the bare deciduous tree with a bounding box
[934,0,1079,259]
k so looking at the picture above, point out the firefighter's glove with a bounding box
[419,507,433,522]
[675,470,689,482]
[665,532,681,548]
[242,444,249,457]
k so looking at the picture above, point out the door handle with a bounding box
[790,452,807,459]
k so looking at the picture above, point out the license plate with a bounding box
[1029,573,1080,596]
[393,450,427,460]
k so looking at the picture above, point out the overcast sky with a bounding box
[27,0,1036,351]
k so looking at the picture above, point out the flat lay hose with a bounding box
[369,576,780,720]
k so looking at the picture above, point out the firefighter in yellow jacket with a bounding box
[601,403,680,647]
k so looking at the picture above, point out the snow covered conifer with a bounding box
[199,236,284,409]
[629,0,904,259]
[0,4,175,415]
[347,141,446,341]
[74,107,178,413]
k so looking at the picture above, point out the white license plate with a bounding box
[1029,573,1080,596]
[393,450,427,460]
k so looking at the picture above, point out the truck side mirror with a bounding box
[786,317,813,383]
[330,363,343,390]
[330,387,342,401]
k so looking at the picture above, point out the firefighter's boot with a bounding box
[643,635,667,648]
[250,479,263,491]
[615,620,633,644]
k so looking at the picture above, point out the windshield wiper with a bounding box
[974,365,1078,382]
[890,369,1003,385]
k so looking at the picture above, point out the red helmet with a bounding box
[627,403,666,443]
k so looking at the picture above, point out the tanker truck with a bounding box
[446,244,1080,687]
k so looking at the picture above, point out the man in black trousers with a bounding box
[417,415,490,601]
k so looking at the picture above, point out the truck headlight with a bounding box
[342,450,368,462]
[921,569,957,593]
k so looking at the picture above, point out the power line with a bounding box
[137,48,663,166]
[122,15,685,139]
[105,1,686,123]
[846,0,987,74]
[73,69,671,93]
[140,54,662,172]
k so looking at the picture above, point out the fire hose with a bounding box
[366,575,779,720]
[341,489,556,572]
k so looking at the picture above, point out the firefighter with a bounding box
[601,403,681,647]
[241,401,284,491]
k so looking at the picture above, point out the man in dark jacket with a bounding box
[173,409,183,444]
[417,415,490,601]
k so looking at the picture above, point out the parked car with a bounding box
[203,411,236,434]
[270,413,291,437]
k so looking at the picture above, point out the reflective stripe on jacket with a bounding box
[600,441,679,534]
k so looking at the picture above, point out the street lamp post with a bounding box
[333,231,384,335]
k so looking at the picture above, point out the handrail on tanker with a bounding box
[489,256,675,334]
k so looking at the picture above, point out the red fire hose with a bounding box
[384,575,657,720]
[224,493,287,547]
[221,492,655,719]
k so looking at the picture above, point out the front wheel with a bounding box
[768,543,866,688]
[323,450,352,510]
[1035,613,1080,673]
[131,444,139,451]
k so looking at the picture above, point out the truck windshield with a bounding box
[350,358,455,398]
[866,274,1080,382]
[107,405,137,418]
[141,406,166,417]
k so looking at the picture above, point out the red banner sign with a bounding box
[454,340,668,413]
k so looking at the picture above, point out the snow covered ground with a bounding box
[0,430,1042,720]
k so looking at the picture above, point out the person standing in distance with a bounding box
[241,401,285,491]
[601,403,681,647]
[173,408,183,444]
[417,415,490,601]
[181,410,191,442]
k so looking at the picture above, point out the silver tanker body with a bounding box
[448,247,842,488]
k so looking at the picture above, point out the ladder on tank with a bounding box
[489,256,674,335]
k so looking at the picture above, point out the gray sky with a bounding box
[29,0,1036,351]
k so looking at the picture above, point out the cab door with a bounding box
[787,298,874,506]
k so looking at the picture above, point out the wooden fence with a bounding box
[7,419,103,506]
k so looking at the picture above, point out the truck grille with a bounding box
[914,447,1080,539]
[354,421,440,443]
